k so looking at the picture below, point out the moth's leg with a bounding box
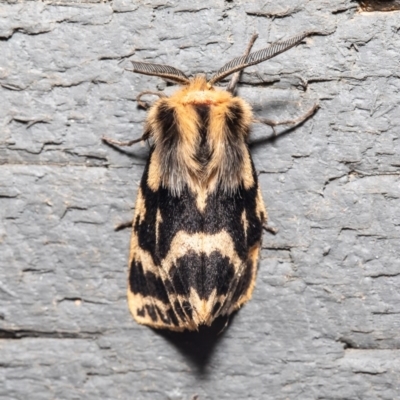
[254,103,319,135]
[227,33,259,94]
[136,90,166,109]
[102,91,165,146]
[217,315,231,335]
[263,224,278,235]
[102,135,145,147]
[115,220,133,232]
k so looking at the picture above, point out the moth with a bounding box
[104,31,321,331]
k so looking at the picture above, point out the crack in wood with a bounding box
[0,328,101,339]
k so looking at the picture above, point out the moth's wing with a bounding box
[128,148,266,331]
[127,187,177,330]
[127,152,198,331]
[199,165,267,322]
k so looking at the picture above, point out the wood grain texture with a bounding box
[1,1,400,399]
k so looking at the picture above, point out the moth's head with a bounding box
[174,75,232,106]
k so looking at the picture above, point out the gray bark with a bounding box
[1,1,400,399]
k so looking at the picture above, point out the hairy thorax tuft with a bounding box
[145,76,254,196]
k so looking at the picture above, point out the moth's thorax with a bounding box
[146,75,254,197]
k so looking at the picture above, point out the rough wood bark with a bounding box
[1,1,400,399]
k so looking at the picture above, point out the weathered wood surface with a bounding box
[1,1,400,399]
